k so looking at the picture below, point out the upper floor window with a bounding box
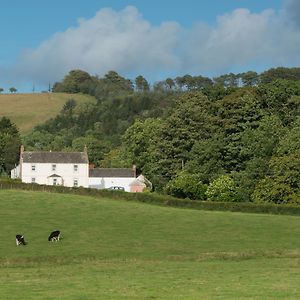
[74,164,78,172]
[31,165,36,171]
[52,164,56,171]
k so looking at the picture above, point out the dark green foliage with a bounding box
[165,172,207,200]
[9,87,17,93]
[260,67,300,84]
[240,71,259,86]
[0,117,21,173]
[52,69,92,93]
[135,75,150,92]
[23,67,300,203]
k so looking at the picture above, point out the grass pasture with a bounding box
[0,93,96,134]
[0,189,300,299]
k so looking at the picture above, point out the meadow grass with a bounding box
[0,93,95,134]
[0,189,299,299]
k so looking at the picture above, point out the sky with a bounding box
[0,0,299,92]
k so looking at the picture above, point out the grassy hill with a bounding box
[0,189,300,299]
[0,93,96,134]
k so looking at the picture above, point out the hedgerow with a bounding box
[1,179,300,216]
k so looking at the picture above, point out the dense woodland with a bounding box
[3,67,300,204]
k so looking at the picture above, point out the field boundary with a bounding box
[1,179,300,216]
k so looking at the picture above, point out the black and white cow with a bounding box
[16,234,27,246]
[48,230,61,242]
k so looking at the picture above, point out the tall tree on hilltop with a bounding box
[135,75,150,92]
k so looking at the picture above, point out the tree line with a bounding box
[3,66,300,205]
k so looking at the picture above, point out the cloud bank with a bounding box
[6,1,300,84]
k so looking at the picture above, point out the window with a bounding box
[73,179,78,187]
[74,165,78,172]
[53,178,57,186]
[31,165,36,171]
[52,164,56,171]
[31,178,36,183]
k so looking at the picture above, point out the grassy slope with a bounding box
[0,93,96,134]
[0,189,300,299]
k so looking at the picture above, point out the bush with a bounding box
[165,172,207,200]
[206,175,239,202]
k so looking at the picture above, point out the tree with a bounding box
[0,88,4,93]
[165,172,207,200]
[260,67,300,84]
[72,136,109,166]
[206,175,239,202]
[240,71,259,86]
[135,75,150,92]
[165,78,175,90]
[0,117,21,173]
[213,73,239,87]
[95,71,134,100]
[9,87,17,93]
[52,69,92,93]
[186,134,225,184]
[233,115,285,201]
[146,92,216,189]
[258,79,300,125]
[252,150,300,204]
[122,118,163,173]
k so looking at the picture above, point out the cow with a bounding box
[48,230,61,242]
[16,234,27,246]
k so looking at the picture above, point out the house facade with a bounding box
[11,146,90,188]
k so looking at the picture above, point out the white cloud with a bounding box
[6,4,300,85]
[12,6,180,83]
[182,9,275,73]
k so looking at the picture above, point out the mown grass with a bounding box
[0,189,300,299]
[0,93,95,134]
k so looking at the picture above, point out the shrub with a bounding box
[206,175,239,202]
[165,172,207,200]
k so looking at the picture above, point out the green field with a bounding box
[0,93,96,134]
[0,189,300,299]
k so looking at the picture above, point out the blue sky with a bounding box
[1,0,298,92]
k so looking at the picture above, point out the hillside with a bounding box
[1,189,300,299]
[0,93,96,134]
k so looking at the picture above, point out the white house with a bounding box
[11,146,147,192]
[11,146,89,187]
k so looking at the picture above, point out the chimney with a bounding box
[132,164,137,178]
[20,145,24,179]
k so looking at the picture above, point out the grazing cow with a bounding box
[48,230,61,242]
[16,234,27,246]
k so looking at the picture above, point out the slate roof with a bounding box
[22,151,89,164]
[89,168,135,178]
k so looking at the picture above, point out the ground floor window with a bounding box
[73,179,78,187]
[31,178,35,183]
[53,178,57,185]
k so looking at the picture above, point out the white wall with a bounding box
[10,165,20,179]
[89,177,135,192]
[22,162,89,187]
